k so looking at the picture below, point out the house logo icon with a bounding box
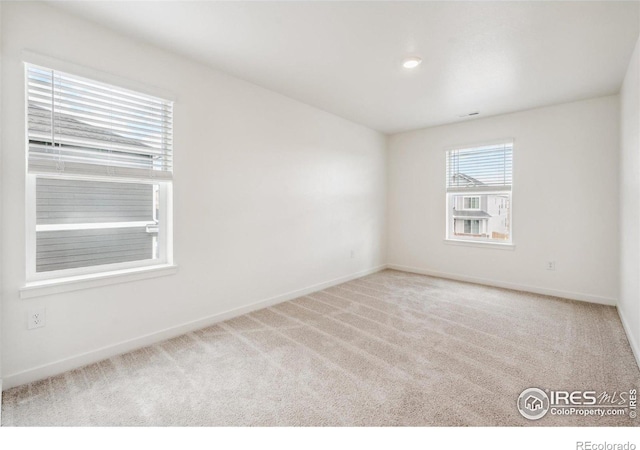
[517,388,550,420]
[525,395,543,411]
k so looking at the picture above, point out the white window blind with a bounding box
[27,64,173,180]
[446,142,513,192]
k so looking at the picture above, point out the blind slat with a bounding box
[28,104,173,137]
[446,142,513,192]
[29,149,172,170]
[29,116,173,146]
[28,80,174,116]
[28,95,172,128]
[27,64,173,180]
[29,70,169,108]
[28,70,171,111]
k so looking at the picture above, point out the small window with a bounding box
[446,142,513,244]
[463,196,480,210]
[25,64,173,281]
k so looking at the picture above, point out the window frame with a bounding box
[25,173,172,283]
[23,55,175,286]
[444,139,514,247]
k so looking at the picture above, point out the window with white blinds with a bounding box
[27,64,173,180]
[446,142,512,192]
[446,142,513,244]
[25,63,173,281]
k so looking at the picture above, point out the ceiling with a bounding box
[50,1,640,134]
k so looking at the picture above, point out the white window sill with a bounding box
[20,264,178,299]
[443,239,515,251]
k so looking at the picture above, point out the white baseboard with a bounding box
[387,264,617,306]
[618,305,640,371]
[2,265,386,390]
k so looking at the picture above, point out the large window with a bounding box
[446,141,513,244]
[26,64,173,281]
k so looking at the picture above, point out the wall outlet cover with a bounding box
[28,308,46,330]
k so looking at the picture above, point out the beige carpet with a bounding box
[2,269,639,426]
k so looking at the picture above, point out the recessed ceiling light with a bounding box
[402,57,422,69]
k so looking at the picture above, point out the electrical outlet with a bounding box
[546,261,556,271]
[28,308,46,330]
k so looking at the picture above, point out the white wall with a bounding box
[0,2,387,387]
[388,96,620,305]
[619,36,640,364]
